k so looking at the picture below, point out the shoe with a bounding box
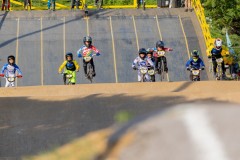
[164,67,168,73]
[190,8,193,12]
[92,71,96,77]
[185,9,188,12]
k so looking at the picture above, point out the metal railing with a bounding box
[10,0,158,10]
[192,0,213,50]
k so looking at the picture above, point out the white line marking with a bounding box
[40,17,43,86]
[15,18,20,87]
[179,15,191,59]
[109,16,118,83]
[132,15,139,50]
[156,15,170,82]
[63,17,66,59]
[183,108,229,160]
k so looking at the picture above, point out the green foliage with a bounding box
[203,0,240,55]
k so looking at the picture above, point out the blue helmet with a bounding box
[156,40,164,48]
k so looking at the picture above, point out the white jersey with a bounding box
[132,56,154,69]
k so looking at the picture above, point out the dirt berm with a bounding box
[0,81,239,159]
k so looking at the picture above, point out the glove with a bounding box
[133,66,137,70]
[17,75,22,78]
[0,74,4,77]
[201,67,205,70]
[186,67,190,71]
[96,52,100,56]
[78,54,82,58]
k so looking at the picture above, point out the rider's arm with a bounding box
[14,64,22,75]
[185,59,191,68]
[73,60,80,71]
[91,45,100,55]
[1,64,7,74]
[199,58,205,67]
[132,57,138,68]
[147,58,154,67]
[77,46,84,58]
[164,47,173,51]
[58,61,67,73]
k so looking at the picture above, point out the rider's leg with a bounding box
[155,57,159,71]
[145,74,150,82]
[162,56,168,72]
[212,60,217,77]
[90,58,96,76]
[151,75,155,82]
[189,72,193,81]
[70,71,76,84]
[29,0,31,9]
[63,73,67,85]
[137,70,141,82]
[222,61,226,75]
[7,0,10,10]
[2,0,5,10]
[5,78,10,87]
[83,59,88,77]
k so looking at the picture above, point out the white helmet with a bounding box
[214,38,222,50]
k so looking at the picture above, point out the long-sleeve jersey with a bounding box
[132,56,154,68]
[58,60,80,73]
[185,58,205,69]
[1,63,22,76]
[77,45,100,58]
[149,47,173,57]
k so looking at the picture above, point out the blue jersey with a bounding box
[211,48,222,59]
[186,58,205,69]
[1,63,22,76]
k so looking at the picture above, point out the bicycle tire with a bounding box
[217,64,222,80]
[87,63,93,83]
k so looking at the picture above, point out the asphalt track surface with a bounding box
[0,11,208,86]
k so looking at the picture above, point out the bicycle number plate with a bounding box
[7,77,15,82]
[140,67,148,74]
[84,57,92,62]
[148,69,155,75]
[216,58,223,63]
[157,51,165,57]
[66,74,73,78]
[192,70,200,76]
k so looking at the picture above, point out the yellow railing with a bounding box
[10,0,157,10]
[192,0,213,50]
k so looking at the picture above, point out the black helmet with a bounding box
[139,48,147,59]
[8,55,15,64]
[139,48,147,55]
[83,36,92,47]
[146,48,154,56]
[65,52,73,61]
[191,50,199,58]
[156,40,164,48]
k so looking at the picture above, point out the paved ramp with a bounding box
[0,9,208,86]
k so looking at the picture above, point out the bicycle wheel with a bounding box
[159,60,165,81]
[217,65,222,80]
[87,63,93,83]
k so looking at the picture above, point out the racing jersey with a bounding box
[1,63,22,77]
